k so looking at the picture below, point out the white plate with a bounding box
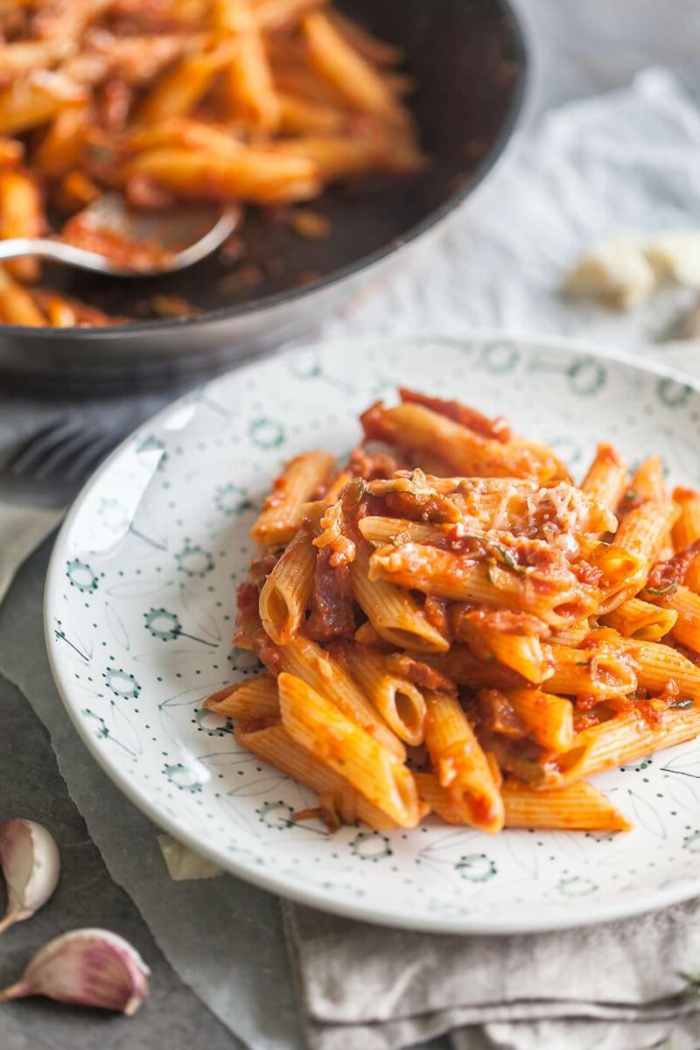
[45,334,700,934]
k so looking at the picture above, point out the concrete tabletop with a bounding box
[2,2,698,1048]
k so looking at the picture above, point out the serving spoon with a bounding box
[0,193,240,277]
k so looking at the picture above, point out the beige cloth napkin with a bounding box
[284,900,700,1050]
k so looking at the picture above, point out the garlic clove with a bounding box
[0,928,150,1015]
[0,819,60,934]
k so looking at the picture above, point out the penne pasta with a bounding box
[136,43,240,124]
[424,691,504,833]
[672,487,700,550]
[119,144,322,205]
[502,688,574,752]
[0,266,45,325]
[258,632,405,759]
[0,73,86,136]
[624,637,700,700]
[342,643,426,746]
[236,721,399,831]
[361,401,569,482]
[258,528,316,643]
[580,442,628,513]
[369,545,596,629]
[630,455,666,503]
[302,11,404,124]
[553,704,700,787]
[204,673,280,722]
[614,500,680,578]
[601,597,677,641]
[212,0,281,132]
[416,773,631,831]
[278,672,422,827]
[541,641,638,700]
[649,585,700,653]
[0,168,43,282]
[252,451,335,545]
[350,541,449,654]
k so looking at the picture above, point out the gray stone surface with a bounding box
[0,670,243,1050]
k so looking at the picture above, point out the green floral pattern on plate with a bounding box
[45,335,700,934]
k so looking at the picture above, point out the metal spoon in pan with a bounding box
[0,193,240,277]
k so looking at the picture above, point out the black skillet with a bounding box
[0,0,527,389]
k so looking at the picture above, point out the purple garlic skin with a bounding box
[0,820,60,934]
[0,928,150,1015]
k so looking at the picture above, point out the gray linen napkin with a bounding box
[284,901,700,1050]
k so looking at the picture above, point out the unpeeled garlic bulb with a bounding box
[0,819,60,934]
[0,928,150,1014]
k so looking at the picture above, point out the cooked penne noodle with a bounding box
[614,500,680,577]
[580,443,628,513]
[554,704,700,787]
[631,455,666,503]
[370,545,595,628]
[275,130,426,179]
[503,688,574,752]
[601,597,678,641]
[453,613,550,684]
[500,780,631,830]
[204,673,280,722]
[213,0,281,132]
[342,643,426,746]
[0,168,43,282]
[672,487,700,549]
[652,585,700,653]
[278,672,422,827]
[252,451,335,545]
[136,43,240,124]
[416,773,631,831]
[624,637,700,700]
[236,721,399,831]
[302,11,404,124]
[350,541,449,654]
[33,105,90,178]
[358,516,459,548]
[424,691,504,833]
[260,632,405,758]
[0,73,86,136]
[361,401,569,482]
[542,642,638,700]
[0,267,45,325]
[119,145,321,205]
[422,645,528,691]
[258,528,316,643]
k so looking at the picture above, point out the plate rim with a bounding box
[44,330,700,934]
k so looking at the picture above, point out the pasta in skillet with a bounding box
[0,0,423,326]
[206,387,700,834]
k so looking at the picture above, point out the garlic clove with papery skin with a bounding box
[0,928,150,1015]
[0,819,60,934]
